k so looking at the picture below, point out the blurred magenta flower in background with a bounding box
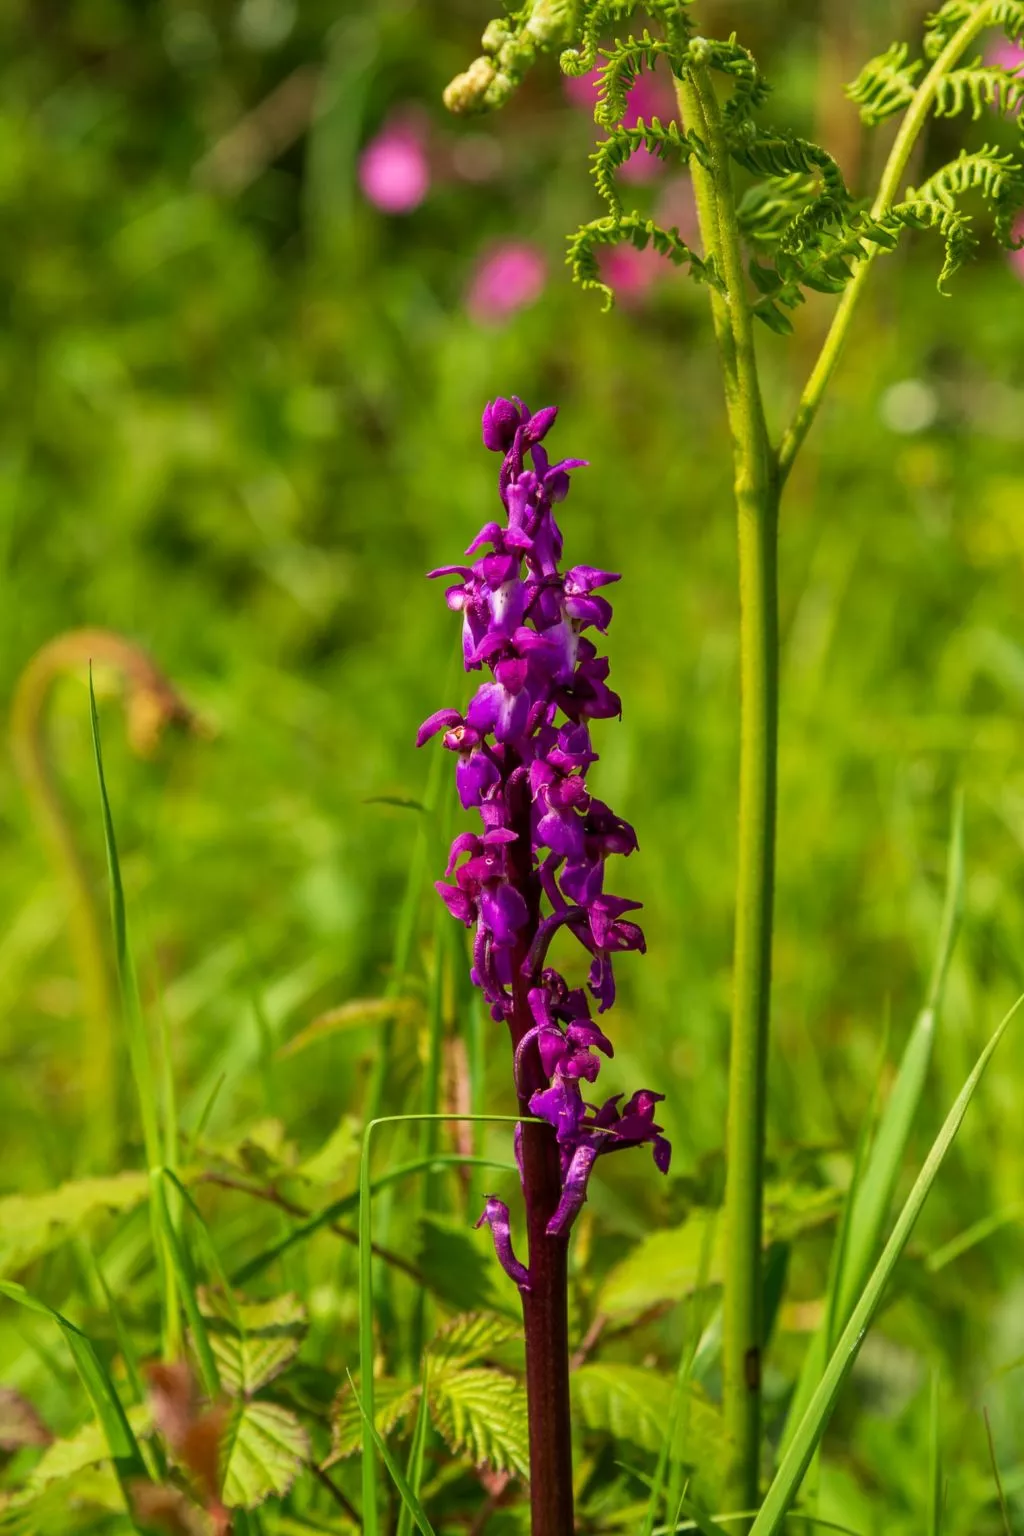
[598,244,663,304]
[467,242,548,323]
[359,112,430,213]
[564,62,676,183]
[1010,213,1024,281]
[984,35,1024,113]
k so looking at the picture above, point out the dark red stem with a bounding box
[507,767,575,1536]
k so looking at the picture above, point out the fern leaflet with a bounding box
[561,0,694,76]
[847,42,923,124]
[567,212,714,309]
[590,119,700,211]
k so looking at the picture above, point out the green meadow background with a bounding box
[2,1,1024,1531]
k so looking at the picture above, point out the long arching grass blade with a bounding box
[0,1279,149,1522]
[347,1372,437,1536]
[89,672,179,1358]
[751,991,1021,1536]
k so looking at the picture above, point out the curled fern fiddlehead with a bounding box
[559,0,693,76]
[566,211,712,309]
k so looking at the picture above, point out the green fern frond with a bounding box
[561,0,694,76]
[593,33,669,128]
[728,126,848,203]
[935,60,1024,117]
[887,197,978,289]
[925,0,1024,60]
[737,174,820,245]
[688,35,771,124]
[847,42,923,124]
[590,118,698,211]
[908,144,1024,241]
[567,211,711,308]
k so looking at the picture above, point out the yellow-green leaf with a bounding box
[199,1290,307,1398]
[428,1368,528,1477]
[220,1399,309,1510]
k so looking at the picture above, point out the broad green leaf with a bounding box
[599,1214,724,1316]
[751,994,1020,1536]
[0,1173,150,1275]
[428,1368,528,1477]
[571,1363,724,1478]
[0,1388,51,1451]
[27,1405,152,1492]
[426,1312,523,1374]
[220,1399,310,1510]
[279,997,420,1061]
[199,1290,307,1398]
[415,1214,519,1319]
[327,1377,422,1464]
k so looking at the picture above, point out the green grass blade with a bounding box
[0,1279,149,1516]
[750,991,1021,1536]
[152,1170,221,1398]
[644,1212,719,1536]
[838,795,963,1320]
[90,673,179,1359]
[395,1361,432,1536]
[89,672,162,1172]
[231,1153,516,1285]
[347,1372,437,1536]
[782,799,963,1458]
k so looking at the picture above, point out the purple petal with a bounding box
[416,708,463,747]
[475,1196,530,1289]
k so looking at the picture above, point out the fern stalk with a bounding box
[778,2,995,479]
[677,45,778,1525]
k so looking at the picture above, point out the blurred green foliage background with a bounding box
[3,0,1024,1531]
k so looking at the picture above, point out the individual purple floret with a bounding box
[418,398,669,1287]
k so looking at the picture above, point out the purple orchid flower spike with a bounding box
[417,398,668,1531]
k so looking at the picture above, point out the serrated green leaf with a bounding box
[28,1405,152,1493]
[327,1377,422,1464]
[428,1368,528,1477]
[415,1215,519,1318]
[571,1363,724,1481]
[426,1312,523,1374]
[0,1174,150,1275]
[220,1399,310,1510]
[198,1290,307,1398]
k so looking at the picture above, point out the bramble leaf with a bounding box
[429,1368,529,1477]
[198,1290,307,1398]
[220,1399,309,1509]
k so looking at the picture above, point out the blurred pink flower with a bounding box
[598,243,662,304]
[984,36,1024,113]
[563,61,676,183]
[1009,212,1024,282]
[359,115,429,214]
[985,35,1024,74]
[656,174,700,250]
[467,242,548,323]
